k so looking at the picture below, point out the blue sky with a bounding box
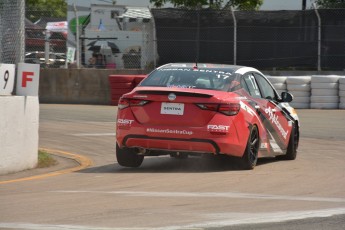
[70,0,316,10]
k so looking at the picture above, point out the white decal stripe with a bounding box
[267,130,283,153]
[235,67,264,75]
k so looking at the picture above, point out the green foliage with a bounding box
[37,150,57,168]
[315,0,345,8]
[226,0,263,10]
[150,0,263,10]
[25,0,67,22]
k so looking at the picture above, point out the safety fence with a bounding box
[1,1,345,70]
[0,0,25,64]
[152,8,345,71]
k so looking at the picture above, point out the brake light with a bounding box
[196,103,240,116]
[219,103,240,116]
[196,103,218,111]
[129,99,150,106]
[118,98,150,110]
[118,98,130,109]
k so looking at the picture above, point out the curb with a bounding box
[0,148,93,185]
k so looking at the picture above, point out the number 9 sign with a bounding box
[0,64,15,95]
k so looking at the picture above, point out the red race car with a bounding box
[116,63,299,169]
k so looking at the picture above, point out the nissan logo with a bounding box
[168,93,176,101]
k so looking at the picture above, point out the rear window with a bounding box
[140,68,236,91]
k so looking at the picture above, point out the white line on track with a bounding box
[1,208,345,230]
[51,190,345,203]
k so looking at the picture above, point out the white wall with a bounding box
[0,96,39,175]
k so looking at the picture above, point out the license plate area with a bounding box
[160,102,184,115]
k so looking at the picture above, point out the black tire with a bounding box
[241,125,260,170]
[116,144,144,168]
[282,123,299,160]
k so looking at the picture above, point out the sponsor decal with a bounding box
[207,124,230,133]
[158,68,233,76]
[260,143,268,149]
[167,83,195,89]
[117,119,134,125]
[146,128,193,135]
[264,107,289,139]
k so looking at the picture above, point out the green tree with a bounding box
[26,0,67,22]
[315,0,345,8]
[150,0,263,10]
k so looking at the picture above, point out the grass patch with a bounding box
[37,150,57,168]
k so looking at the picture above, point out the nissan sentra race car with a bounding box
[116,63,299,169]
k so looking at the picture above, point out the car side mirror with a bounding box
[281,92,293,102]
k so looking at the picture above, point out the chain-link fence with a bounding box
[152,8,345,71]
[1,1,344,71]
[0,0,25,64]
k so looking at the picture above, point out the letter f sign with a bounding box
[22,71,34,87]
[16,63,40,96]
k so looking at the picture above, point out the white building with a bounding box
[67,2,155,69]
[83,4,155,69]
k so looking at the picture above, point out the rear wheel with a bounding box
[116,144,144,168]
[241,125,260,170]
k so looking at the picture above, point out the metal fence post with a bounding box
[230,7,237,65]
[195,9,200,64]
[73,3,80,68]
[18,0,25,63]
[150,7,157,68]
[313,3,321,71]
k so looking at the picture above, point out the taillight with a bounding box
[196,103,240,116]
[218,103,240,116]
[129,99,150,106]
[118,98,149,110]
[118,98,130,109]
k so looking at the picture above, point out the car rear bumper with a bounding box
[123,135,219,153]
[119,134,245,157]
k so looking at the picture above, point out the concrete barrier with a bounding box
[39,68,148,105]
[0,96,39,175]
[38,69,345,106]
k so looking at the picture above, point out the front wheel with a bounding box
[282,123,299,160]
[116,144,144,168]
[241,125,260,170]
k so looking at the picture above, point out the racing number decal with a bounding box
[3,70,9,89]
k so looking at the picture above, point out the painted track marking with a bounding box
[51,190,345,203]
[0,148,92,185]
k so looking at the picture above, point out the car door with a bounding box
[242,73,293,153]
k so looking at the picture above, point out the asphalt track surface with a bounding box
[0,104,345,230]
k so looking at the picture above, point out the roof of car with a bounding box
[158,63,262,75]
[159,63,246,71]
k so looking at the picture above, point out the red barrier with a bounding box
[108,75,147,105]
